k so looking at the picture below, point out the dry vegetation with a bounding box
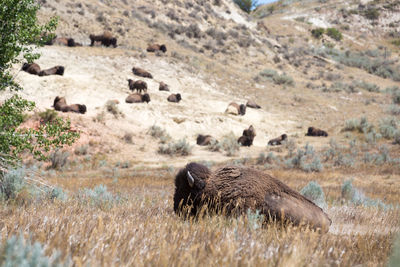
[1,0,400,265]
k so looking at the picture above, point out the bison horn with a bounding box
[187,171,194,187]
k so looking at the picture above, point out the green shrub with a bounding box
[386,86,400,104]
[392,39,400,47]
[49,149,69,170]
[148,125,171,144]
[0,234,66,266]
[311,28,325,39]
[0,168,26,200]
[326,28,342,41]
[233,0,259,13]
[256,69,294,86]
[105,100,124,119]
[363,8,380,20]
[285,144,323,172]
[246,209,264,231]
[300,181,326,208]
[158,139,192,156]
[77,184,121,209]
[341,180,391,209]
[378,117,399,139]
[342,116,373,134]
[388,234,400,267]
[38,109,58,124]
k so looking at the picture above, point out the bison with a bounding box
[128,79,147,93]
[89,31,117,47]
[53,96,86,114]
[173,162,331,232]
[132,67,153,79]
[21,63,41,75]
[147,44,167,53]
[238,125,256,147]
[125,93,151,103]
[246,100,261,109]
[225,102,246,116]
[39,66,65,76]
[167,93,182,103]
[306,127,328,137]
[159,82,170,91]
[268,134,288,146]
[196,134,216,146]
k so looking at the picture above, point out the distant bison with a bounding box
[21,63,41,75]
[147,44,167,53]
[53,96,86,114]
[39,66,65,76]
[125,93,151,103]
[196,134,216,146]
[174,162,331,232]
[238,125,256,147]
[167,93,182,103]
[159,82,170,91]
[89,31,117,47]
[132,67,153,79]
[306,127,328,137]
[225,102,246,116]
[246,100,261,109]
[49,37,82,47]
[128,79,147,93]
[268,134,287,146]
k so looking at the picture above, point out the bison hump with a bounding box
[215,166,241,180]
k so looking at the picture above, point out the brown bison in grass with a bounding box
[268,134,288,146]
[225,102,246,116]
[132,67,153,79]
[125,93,151,103]
[21,63,41,75]
[39,66,65,76]
[196,134,216,146]
[159,82,170,91]
[167,93,182,103]
[147,44,167,53]
[306,127,328,137]
[246,100,261,109]
[128,79,147,93]
[174,162,331,232]
[53,96,86,114]
[49,37,82,47]
[238,125,256,147]
[89,31,117,47]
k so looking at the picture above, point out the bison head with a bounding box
[174,162,210,215]
[281,134,288,140]
[239,104,246,115]
[21,63,30,71]
[142,93,151,103]
[111,37,117,47]
[160,44,167,53]
[176,93,182,102]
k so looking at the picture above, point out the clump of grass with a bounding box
[0,234,66,266]
[0,168,26,201]
[74,144,88,156]
[326,28,342,41]
[38,109,58,124]
[342,116,373,134]
[300,181,326,209]
[208,132,240,156]
[49,149,69,170]
[158,139,192,156]
[77,184,121,209]
[148,125,171,144]
[311,28,324,39]
[105,100,124,119]
[255,69,294,86]
[386,86,400,104]
[378,117,399,139]
[246,209,265,231]
[387,105,400,116]
[284,144,323,172]
[123,132,134,144]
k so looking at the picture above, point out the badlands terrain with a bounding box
[1,0,400,265]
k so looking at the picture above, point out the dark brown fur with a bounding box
[174,162,331,232]
[125,93,151,103]
[21,63,41,75]
[167,93,182,103]
[132,67,153,79]
[89,31,117,47]
[225,102,246,116]
[196,134,216,146]
[128,79,147,93]
[238,125,256,147]
[147,44,167,53]
[53,96,86,114]
[159,82,170,91]
[268,134,288,146]
[306,127,328,137]
[38,66,65,76]
[246,100,261,109]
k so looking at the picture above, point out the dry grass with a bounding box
[1,166,399,266]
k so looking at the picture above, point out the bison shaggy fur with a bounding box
[246,100,261,109]
[196,134,216,146]
[89,31,117,47]
[21,63,41,75]
[132,67,153,79]
[167,93,182,103]
[147,44,167,53]
[159,82,170,91]
[268,134,288,146]
[128,79,147,93]
[238,125,256,147]
[53,96,86,114]
[225,102,246,116]
[39,66,65,76]
[125,93,151,103]
[174,162,331,232]
[306,127,328,137]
